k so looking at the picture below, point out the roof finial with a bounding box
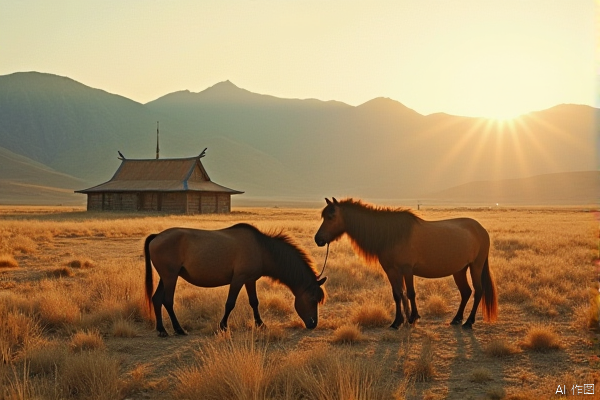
[117,150,125,160]
[156,121,159,159]
[199,148,207,158]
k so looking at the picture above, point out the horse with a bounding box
[144,223,327,336]
[314,198,497,329]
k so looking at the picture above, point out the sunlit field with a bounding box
[0,205,598,399]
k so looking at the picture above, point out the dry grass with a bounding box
[521,324,562,351]
[484,338,519,357]
[404,338,435,382]
[46,266,74,278]
[262,293,293,317]
[261,324,289,342]
[331,323,365,344]
[486,386,507,400]
[67,258,95,269]
[173,334,273,400]
[0,254,18,269]
[585,289,600,330]
[0,206,596,399]
[423,294,449,317]
[70,329,105,352]
[112,318,138,337]
[350,302,391,328]
[470,367,493,383]
[56,351,120,400]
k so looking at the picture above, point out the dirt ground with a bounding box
[1,206,599,399]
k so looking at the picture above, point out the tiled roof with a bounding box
[76,156,243,194]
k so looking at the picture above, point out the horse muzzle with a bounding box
[305,317,317,330]
[314,235,327,247]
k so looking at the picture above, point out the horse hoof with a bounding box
[157,331,169,337]
[461,322,473,330]
[450,319,462,326]
[389,324,400,330]
[255,322,266,330]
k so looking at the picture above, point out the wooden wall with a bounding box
[86,191,230,214]
[217,193,231,213]
[87,193,103,211]
[161,192,186,213]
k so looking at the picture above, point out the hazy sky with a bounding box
[1,1,595,118]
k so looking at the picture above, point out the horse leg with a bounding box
[383,267,405,329]
[401,277,411,321]
[219,279,244,331]
[463,264,484,330]
[404,270,421,324]
[450,266,472,326]
[151,279,168,337]
[245,280,264,328]
[162,276,187,336]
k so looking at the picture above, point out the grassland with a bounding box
[0,205,599,399]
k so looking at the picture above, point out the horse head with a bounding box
[294,277,327,329]
[315,197,346,247]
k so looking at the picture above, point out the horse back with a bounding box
[148,227,264,287]
[392,217,489,278]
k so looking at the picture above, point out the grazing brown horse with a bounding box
[144,223,327,336]
[314,198,497,329]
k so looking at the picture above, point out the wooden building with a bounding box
[76,153,243,214]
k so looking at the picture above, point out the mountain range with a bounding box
[0,71,597,206]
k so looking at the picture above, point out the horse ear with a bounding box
[325,198,332,205]
[317,277,327,286]
[332,197,338,204]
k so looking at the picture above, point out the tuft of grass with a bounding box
[500,281,532,303]
[424,294,449,317]
[276,344,397,400]
[1,309,42,364]
[404,338,435,382]
[486,386,506,400]
[470,367,493,383]
[57,351,120,400]
[0,254,19,268]
[173,334,272,400]
[484,339,519,357]
[46,267,74,278]
[112,318,138,338]
[121,363,153,397]
[521,325,562,351]
[585,290,600,330]
[263,295,293,316]
[67,258,95,269]
[331,324,365,345]
[10,235,37,254]
[351,303,390,328]
[36,292,81,330]
[69,329,105,352]
[262,324,288,342]
[27,341,67,376]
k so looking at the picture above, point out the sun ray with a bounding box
[420,117,490,192]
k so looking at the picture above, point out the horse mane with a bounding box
[229,223,326,303]
[335,198,421,264]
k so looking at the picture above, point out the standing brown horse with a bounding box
[145,223,326,336]
[314,198,497,329]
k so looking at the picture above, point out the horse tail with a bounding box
[481,257,498,322]
[144,234,158,313]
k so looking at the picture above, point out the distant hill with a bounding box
[424,171,600,206]
[0,72,597,205]
[0,146,84,205]
[146,80,598,199]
